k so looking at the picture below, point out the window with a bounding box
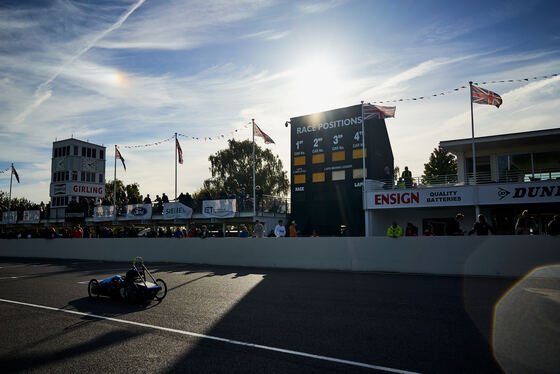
[87,148,91,157]
[54,148,58,157]
[92,149,97,158]
[66,145,70,155]
[99,174,103,183]
[100,150,104,160]
[81,172,85,182]
[65,171,69,181]
[74,146,78,155]
[86,172,90,182]
[64,196,68,206]
[81,147,86,156]
[72,171,78,181]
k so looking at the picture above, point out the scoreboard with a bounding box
[290,104,393,236]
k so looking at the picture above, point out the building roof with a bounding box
[53,138,105,149]
[440,127,560,154]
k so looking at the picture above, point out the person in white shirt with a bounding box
[274,219,286,237]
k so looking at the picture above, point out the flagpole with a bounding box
[361,102,369,237]
[251,119,256,217]
[7,163,13,224]
[174,132,178,203]
[469,81,480,217]
[113,145,117,221]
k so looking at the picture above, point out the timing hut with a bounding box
[289,104,394,236]
[49,138,106,220]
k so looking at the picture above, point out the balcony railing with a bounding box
[368,167,560,190]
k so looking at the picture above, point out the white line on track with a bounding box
[0,298,419,374]
[0,275,33,280]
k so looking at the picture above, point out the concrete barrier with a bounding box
[1,236,559,277]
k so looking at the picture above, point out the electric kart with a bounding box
[88,257,167,304]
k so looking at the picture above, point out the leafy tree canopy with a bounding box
[105,179,143,205]
[202,139,289,197]
[0,191,41,211]
[423,146,458,183]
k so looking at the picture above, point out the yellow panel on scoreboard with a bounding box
[312,153,325,164]
[294,156,306,166]
[294,174,306,184]
[332,151,345,162]
[353,168,367,179]
[352,148,367,159]
[312,172,325,183]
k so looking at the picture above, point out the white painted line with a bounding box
[0,298,419,374]
[77,281,89,284]
[0,275,33,280]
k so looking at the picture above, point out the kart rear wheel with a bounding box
[155,279,167,301]
[88,279,100,298]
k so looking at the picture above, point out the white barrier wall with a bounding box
[1,237,559,277]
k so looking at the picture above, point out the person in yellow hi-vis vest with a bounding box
[387,222,403,238]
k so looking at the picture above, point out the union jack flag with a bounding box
[176,139,183,164]
[254,122,275,144]
[12,165,20,183]
[363,104,396,120]
[116,148,126,171]
[471,85,502,108]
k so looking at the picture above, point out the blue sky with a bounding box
[1,0,559,203]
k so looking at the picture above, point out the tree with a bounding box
[105,180,143,205]
[203,139,289,197]
[422,146,457,184]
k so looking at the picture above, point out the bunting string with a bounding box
[117,122,252,149]
[369,73,558,104]
[0,166,11,174]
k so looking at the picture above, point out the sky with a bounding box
[1,0,559,203]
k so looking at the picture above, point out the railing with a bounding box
[368,167,560,190]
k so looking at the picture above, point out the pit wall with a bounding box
[2,237,559,277]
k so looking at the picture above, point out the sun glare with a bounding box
[290,57,344,113]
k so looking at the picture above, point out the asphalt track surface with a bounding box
[0,256,558,373]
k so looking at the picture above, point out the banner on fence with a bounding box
[22,210,40,223]
[162,202,193,220]
[125,204,152,220]
[93,205,115,221]
[202,199,236,218]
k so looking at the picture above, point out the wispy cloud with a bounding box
[298,0,347,14]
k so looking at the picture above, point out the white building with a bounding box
[365,128,560,236]
[49,138,106,219]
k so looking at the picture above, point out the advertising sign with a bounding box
[477,181,560,205]
[162,202,193,220]
[2,211,17,224]
[69,183,104,197]
[93,205,115,221]
[22,210,40,223]
[124,204,152,220]
[367,187,473,209]
[366,181,560,209]
[53,183,66,196]
[202,199,236,218]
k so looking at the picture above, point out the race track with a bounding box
[0,256,557,373]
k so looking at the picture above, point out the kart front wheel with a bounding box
[88,279,100,298]
[155,279,167,302]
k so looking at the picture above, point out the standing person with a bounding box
[515,210,537,235]
[448,213,465,235]
[387,222,403,238]
[239,225,249,238]
[162,193,169,204]
[143,194,152,204]
[238,187,246,211]
[274,220,286,237]
[468,214,494,236]
[253,220,264,238]
[187,224,199,238]
[174,227,183,238]
[311,229,319,237]
[405,222,418,236]
[547,214,560,236]
[255,185,263,212]
[401,166,413,189]
[200,225,209,239]
[288,221,297,237]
